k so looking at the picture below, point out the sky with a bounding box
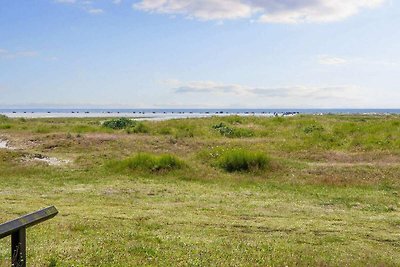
[0,0,399,109]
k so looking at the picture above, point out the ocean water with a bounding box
[0,109,399,120]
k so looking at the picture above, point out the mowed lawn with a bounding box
[1,115,400,266]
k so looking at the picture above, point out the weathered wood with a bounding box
[0,206,58,239]
[11,228,26,267]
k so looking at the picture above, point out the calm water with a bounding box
[1,109,399,120]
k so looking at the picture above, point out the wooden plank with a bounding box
[11,228,26,267]
[0,206,58,239]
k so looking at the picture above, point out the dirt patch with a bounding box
[0,139,16,150]
[84,133,119,142]
[24,153,71,166]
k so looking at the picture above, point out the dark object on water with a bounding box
[0,206,58,267]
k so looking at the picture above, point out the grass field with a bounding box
[1,114,400,266]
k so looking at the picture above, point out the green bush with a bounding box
[127,122,150,134]
[103,118,136,130]
[108,153,185,173]
[212,123,254,138]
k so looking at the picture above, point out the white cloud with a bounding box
[0,49,39,59]
[317,55,399,67]
[318,55,348,65]
[135,0,253,20]
[134,0,385,23]
[88,8,104,14]
[54,0,108,14]
[170,80,248,95]
[170,79,361,101]
[55,0,77,3]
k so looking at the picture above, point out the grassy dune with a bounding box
[0,114,400,266]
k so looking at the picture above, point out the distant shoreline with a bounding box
[1,108,399,119]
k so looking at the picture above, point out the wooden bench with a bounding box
[0,206,58,267]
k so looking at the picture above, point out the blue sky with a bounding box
[0,0,399,108]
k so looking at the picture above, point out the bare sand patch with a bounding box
[24,153,71,166]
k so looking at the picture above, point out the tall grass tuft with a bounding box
[218,149,270,172]
[107,153,185,173]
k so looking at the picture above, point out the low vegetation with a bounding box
[217,149,270,172]
[107,153,185,173]
[1,114,400,266]
[212,122,254,138]
[103,117,136,130]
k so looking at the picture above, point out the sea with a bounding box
[1,109,399,120]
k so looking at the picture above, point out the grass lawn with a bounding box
[1,114,400,266]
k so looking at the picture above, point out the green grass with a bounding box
[212,122,255,138]
[107,153,185,173]
[216,148,270,172]
[0,114,400,266]
[126,122,150,134]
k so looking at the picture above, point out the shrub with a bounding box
[212,123,254,138]
[108,153,185,173]
[126,122,150,134]
[103,118,136,130]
